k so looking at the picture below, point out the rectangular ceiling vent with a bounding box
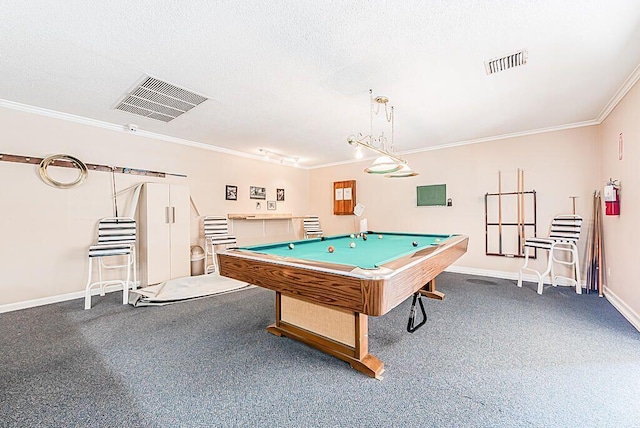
[485,50,528,75]
[114,76,208,122]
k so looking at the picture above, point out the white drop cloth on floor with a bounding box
[129,273,253,307]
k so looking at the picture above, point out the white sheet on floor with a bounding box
[129,273,253,307]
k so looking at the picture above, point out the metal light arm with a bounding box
[347,136,407,164]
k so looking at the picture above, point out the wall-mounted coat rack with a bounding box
[0,152,186,178]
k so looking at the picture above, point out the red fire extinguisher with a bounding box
[604,179,620,216]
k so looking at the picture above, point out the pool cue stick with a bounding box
[522,169,526,248]
[591,192,599,292]
[498,171,503,254]
[592,192,599,293]
[516,169,521,255]
[519,169,524,255]
[585,192,595,292]
[592,192,599,292]
[597,193,604,297]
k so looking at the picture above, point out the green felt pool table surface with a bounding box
[238,232,454,269]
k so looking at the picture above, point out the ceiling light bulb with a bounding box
[355,146,363,159]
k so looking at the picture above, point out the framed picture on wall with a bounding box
[276,188,285,201]
[225,185,237,201]
[267,201,276,210]
[250,186,266,199]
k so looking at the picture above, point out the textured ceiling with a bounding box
[2,1,640,167]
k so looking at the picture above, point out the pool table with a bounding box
[218,232,468,379]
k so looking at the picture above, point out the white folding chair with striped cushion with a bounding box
[518,214,583,295]
[203,216,237,274]
[303,216,323,239]
[84,217,137,309]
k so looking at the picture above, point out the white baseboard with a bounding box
[603,286,640,332]
[1,269,638,335]
[0,284,126,314]
[444,265,581,287]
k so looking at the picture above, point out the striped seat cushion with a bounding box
[524,237,554,250]
[97,218,136,244]
[208,234,237,245]
[304,216,323,236]
[89,243,133,257]
[524,215,582,249]
[203,216,237,245]
[89,218,136,257]
[549,216,582,243]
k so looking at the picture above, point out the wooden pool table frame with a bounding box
[218,233,468,379]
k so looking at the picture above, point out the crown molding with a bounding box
[0,99,309,169]
[3,58,640,172]
[309,119,599,170]
[596,63,640,123]
[402,119,600,156]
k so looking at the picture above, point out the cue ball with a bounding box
[362,234,368,241]
[328,246,335,253]
[350,233,355,238]
[378,235,383,239]
[412,241,418,247]
[435,238,441,242]
[288,243,295,249]
[349,242,356,248]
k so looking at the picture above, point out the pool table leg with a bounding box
[267,292,385,379]
[419,279,445,300]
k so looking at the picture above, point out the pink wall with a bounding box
[2,79,639,331]
[310,126,600,279]
[599,79,640,330]
[0,106,309,306]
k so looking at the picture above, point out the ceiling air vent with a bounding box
[114,76,208,122]
[484,50,528,75]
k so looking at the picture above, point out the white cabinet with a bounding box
[137,183,190,286]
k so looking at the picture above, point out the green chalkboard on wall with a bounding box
[417,184,446,206]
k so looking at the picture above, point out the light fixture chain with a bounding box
[346,88,417,177]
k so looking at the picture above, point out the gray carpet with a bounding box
[1,273,638,427]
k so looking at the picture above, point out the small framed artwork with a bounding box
[250,186,266,200]
[276,188,285,201]
[267,201,276,210]
[225,185,237,201]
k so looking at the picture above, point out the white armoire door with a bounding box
[138,183,190,286]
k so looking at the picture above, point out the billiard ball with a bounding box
[349,242,356,248]
[350,233,355,238]
[412,241,418,247]
[435,238,441,242]
[320,236,325,241]
[362,234,368,241]
[378,235,383,239]
[328,246,335,253]
[288,243,295,249]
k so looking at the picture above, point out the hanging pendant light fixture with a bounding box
[385,163,419,178]
[347,90,418,177]
[366,156,401,174]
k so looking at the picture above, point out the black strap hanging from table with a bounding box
[407,292,427,333]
